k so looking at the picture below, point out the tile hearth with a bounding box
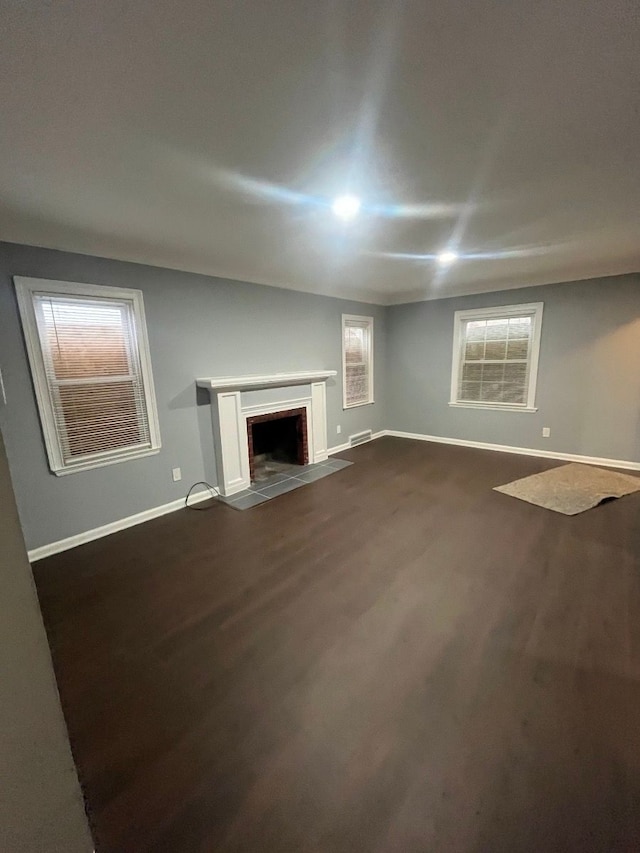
[215,457,353,510]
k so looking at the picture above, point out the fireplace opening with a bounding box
[246,407,308,482]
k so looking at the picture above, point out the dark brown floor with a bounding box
[34,437,640,852]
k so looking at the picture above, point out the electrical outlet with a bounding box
[172,467,182,482]
[336,425,341,434]
[542,427,551,438]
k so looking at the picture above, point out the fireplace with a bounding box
[196,370,335,496]
[246,407,308,482]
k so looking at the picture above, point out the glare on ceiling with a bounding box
[437,250,458,266]
[332,194,361,221]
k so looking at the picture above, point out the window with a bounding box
[15,277,161,475]
[450,302,543,412]
[342,314,374,408]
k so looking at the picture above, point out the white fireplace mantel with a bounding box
[196,369,336,392]
[198,370,336,496]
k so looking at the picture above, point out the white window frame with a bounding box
[342,314,374,409]
[449,302,544,413]
[14,276,162,475]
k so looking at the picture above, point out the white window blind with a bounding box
[342,315,374,408]
[15,278,161,475]
[458,316,532,404]
[451,303,543,412]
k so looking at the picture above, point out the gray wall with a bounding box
[387,274,640,463]
[0,430,93,852]
[0,242,386,551]
[3,236,638,553]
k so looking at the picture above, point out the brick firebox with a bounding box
[246,407,309,482]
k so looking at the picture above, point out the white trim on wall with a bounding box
[384,430,640,471]
[29,433,386,560]
[241,395,310,414]
[327,441,350,455]
[450,301,544,413]
[26,427,639,562]
[327,429,385,456]
[448,401,538,413]
[13,276,162,475]
[203,379,332,497]
[27,489,213,562]
[342,313,374,409]
[196,370,336,391]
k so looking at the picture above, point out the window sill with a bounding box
[448,402,538,413]
[343,400,375,410]
[52,446,161,476]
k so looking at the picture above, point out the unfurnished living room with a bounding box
[1,2,640,852]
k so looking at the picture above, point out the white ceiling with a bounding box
[1,0,639,304]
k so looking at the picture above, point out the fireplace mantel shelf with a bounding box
[196,370,337,392]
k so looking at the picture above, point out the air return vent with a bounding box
[349,429,372,447]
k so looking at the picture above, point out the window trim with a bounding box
[342,314,374,409]
[449,302,544,413]
[14,276,161,476]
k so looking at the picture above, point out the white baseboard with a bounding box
[384,430,640,471]
[27,488,215,562]
[30,434,388,561]
[35,426,632,563]
[327,441,350,455]
[327,429,385,456]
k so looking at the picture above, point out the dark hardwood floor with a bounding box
[33,437,640,852]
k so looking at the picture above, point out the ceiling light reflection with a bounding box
[437,250,458,266]
[368,245,553,263]
[212,167,465,221]
[332,194,361,221]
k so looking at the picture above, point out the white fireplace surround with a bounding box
[197,371,337,496]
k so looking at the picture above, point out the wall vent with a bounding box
[349,429,372,447]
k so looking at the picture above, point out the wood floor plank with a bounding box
[33,438,640,852]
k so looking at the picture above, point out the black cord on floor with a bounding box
[185,481,218,510]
